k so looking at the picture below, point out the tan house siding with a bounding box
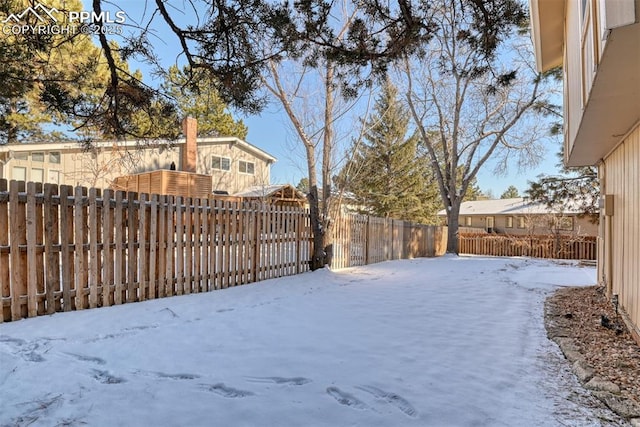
[459,214,597,236]
[195,142,270,194]
[600,125,640,341]
[0,138,275,195]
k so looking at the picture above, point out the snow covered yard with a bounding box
[0,256,628,426]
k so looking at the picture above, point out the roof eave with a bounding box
[529,0,566,72]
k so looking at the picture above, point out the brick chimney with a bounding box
[182,117,198,173]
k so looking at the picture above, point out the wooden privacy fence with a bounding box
[330,214,447,269]
[0,180,311,322]
[1,180,448,322]
[458,233,597,260]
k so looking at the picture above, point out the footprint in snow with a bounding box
[135,370,200,380]
[65,352,107,365]
[356,385,418,418]
[0,335,48,362]
[245,376,311,386]
[92,369,126,384]
[201,383,254,398]
[326,387,369,410]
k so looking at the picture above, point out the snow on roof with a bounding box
[437,197,585,216]
[0,136,277,163]
[233,184,305,199]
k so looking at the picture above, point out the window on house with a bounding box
[31,168,44,183]
[557,217,574,231]
[239,160,255,175]
[212,156,231,171]
[517,217,526,229]
[32,152,44,162]
[465,217,472,227]
[14,152,28,160]
[12,166,26,181]
[49,170,61,184]
[49,152,61,164]
[506,216,513,228]
[486,216,495,230]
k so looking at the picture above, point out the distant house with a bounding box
[0,118,276,195]
[529,0,640,343]
[437,198,597,236]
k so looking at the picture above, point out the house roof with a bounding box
[528,0,565,72]
[437,197,585,217]
[0,136,277,164]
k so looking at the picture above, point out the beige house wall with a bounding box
[194,142,270,194]
[0,138,273,195]
[599,124,640,342]
[458,214,597,236]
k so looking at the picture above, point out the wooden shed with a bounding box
[112,170,212,199]
[233,184,307,207]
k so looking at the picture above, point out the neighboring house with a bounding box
[0,120,276,195]
[529,0,640,343]
[437,198,598,236]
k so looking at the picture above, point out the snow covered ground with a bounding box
[0,255,630,426]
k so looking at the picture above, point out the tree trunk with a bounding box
[319,62,335,269]
[308,185,325,270]
[446,201,461,254]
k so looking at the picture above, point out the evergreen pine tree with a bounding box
[341,81,439,223]
[161,66,248,140]
[501,185,520,199]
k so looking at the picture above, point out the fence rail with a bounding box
[1,180,446,322]
[458,233,597,260]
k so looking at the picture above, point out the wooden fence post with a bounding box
[0,180,8,321]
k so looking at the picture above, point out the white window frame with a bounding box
[486,216,495,230]
[12,166,27,181]
[49,151,61,164]
[212,156,231,171]
[49,170,61,184]
[239,160,255,175]
[31,168,44,183]
[506,216,513,228]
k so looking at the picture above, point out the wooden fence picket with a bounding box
[26,183,38,317]
[0,180,8,322]
[114,190,125,305]
[43,184,58,314]
[102,189,114,307]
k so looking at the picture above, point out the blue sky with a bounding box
[116,1,562,198]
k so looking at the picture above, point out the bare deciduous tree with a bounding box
[399,0,557,253]
[260,3,376,269]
